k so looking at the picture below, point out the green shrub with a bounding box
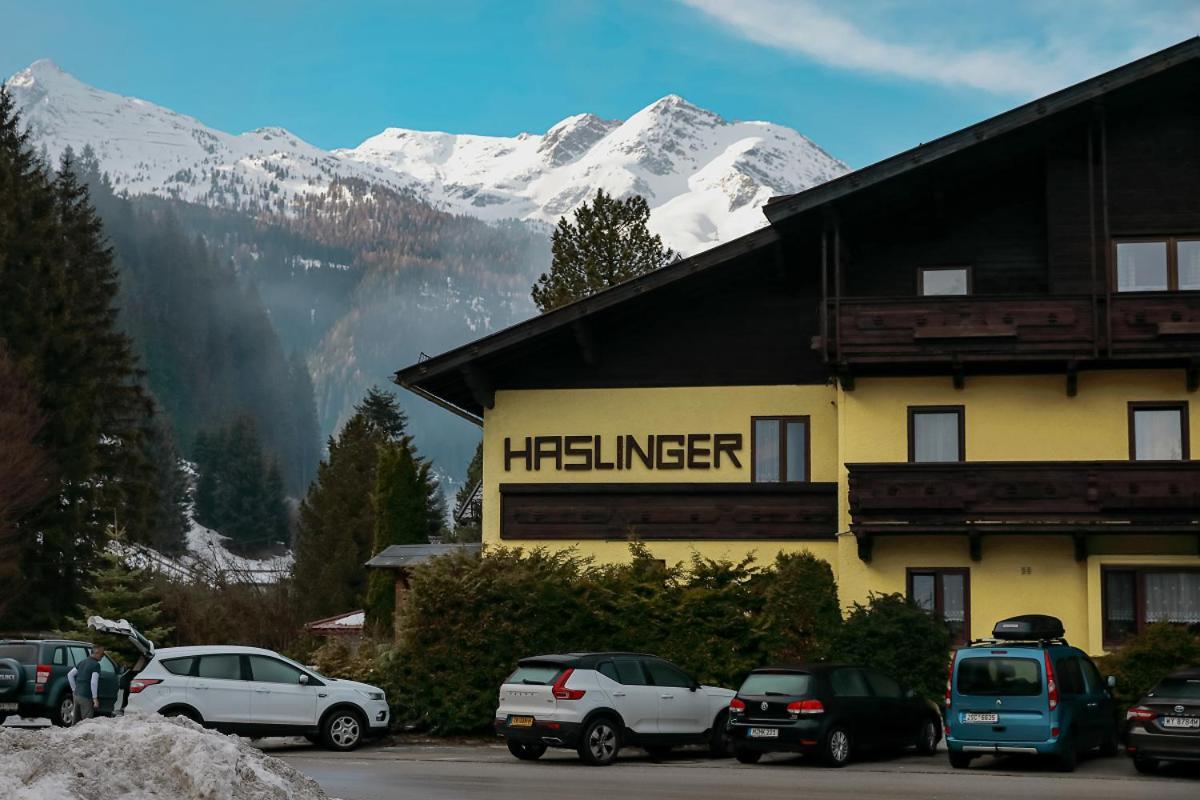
[1095,624,1200,711]
[832,593,952,704]
[377,544,841,734]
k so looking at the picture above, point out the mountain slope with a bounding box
[7,60,848,255]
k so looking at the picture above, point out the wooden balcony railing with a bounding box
[821,294,1200,371]
[847,460,1200,561]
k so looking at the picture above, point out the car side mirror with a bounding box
[299,673,310,686]
[689,681,699,692]
[905,688,916,699]
[1106,675,1117,689]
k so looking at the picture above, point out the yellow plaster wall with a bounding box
[836,370,1200,654]
[482,385,839,566]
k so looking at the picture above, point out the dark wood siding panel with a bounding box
[1107,106,1200,237]
[499,482,837,540]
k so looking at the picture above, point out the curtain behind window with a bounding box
[1145,573,1200,624]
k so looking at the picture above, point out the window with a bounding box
[69,646,89,666]
[160,657,195,677]
[597,662,619,683]
[1053,657,1085,696]
[830,668,871,697]
[908,568,970,645]
[1129,402,1188,461]
[864,670,902,699]
[738,672,812,697]
[248,655,305,685]
[0,645,37,662]
[908,407,964,463]
[644,660,692,688]
[1080,659,1105,695]
[1115,237,1200,292]
[919,266,971,296]
[751,416,809,482]
[52,647,68,666]
[1103,567,1200,647]
[506,664,562,685]
[612,659,648,686]
[956,657,1041,696]
[99,656,117,675]
[197,654,243,680]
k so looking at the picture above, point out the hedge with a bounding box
[375,544,842,734]
[1095,624,1200,711]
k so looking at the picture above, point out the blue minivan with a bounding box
[945,615,1119,772]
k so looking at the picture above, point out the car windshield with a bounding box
[1150,677,1200,700]
[739,672,812,697]
[0,644,36,662]
[957,657,1042,696]
[507,664,563,685]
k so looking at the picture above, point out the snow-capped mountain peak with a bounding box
[5,61,849,255]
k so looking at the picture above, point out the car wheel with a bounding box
[948,751,973,769]
[1099,725,1119,757]
[820,727,852,767]
[322,709,366,752]
[644,746,672,759]
[1054,732,1077,773]
[735,749,762,764]
[577,717,620,766]
[915,718,940,755]
[507,740,547,760]
[1133,756,1158,774]
[50,692,74,727]
[708,710,733,758]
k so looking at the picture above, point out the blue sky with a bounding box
[4,1,1197,168]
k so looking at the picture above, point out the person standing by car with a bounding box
[67,644,104,722]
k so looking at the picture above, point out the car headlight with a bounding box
[356,689,385,702]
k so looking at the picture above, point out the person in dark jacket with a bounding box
[67,645,104,722]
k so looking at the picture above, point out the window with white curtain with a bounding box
[1130,404,1187,461]
[908,568,969,645]
[910,407,964,463]
[1103,567,1200,647]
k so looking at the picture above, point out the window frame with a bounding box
[917,265,973,296]
[750,415,811,483]
[1113,236,1200,293]
[1102,565,1200,648]
[907,406,966,463]
[1127,401,1189,461]
[906,567,971,645]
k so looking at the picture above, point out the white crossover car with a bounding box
[495,652,735,765]
[126,644,388,750]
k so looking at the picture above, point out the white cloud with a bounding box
[679,0,1199,97]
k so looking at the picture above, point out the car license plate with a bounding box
[509,716,534,728]
[1161,716,1200,729]
[964,712,999,724]
[748,728,779,738]
[0,702,16,712]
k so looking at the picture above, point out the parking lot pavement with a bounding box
[272,741,1200,800]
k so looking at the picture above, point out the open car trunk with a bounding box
[87,616,155,659]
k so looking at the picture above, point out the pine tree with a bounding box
[62,524,172,668]
[531,189,677,312]
[451,441,483,542]
[365,440,432,630]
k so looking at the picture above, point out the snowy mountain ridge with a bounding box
[7,59,849,255]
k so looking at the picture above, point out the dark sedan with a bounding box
[727,665,942,767]
[1125,668,1200,773]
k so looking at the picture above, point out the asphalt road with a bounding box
[272,740,1200,800]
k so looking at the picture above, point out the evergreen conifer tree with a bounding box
[531,189,676,312]
[365,440,432,631]
[451,442,483,542]
[62,524,172,667]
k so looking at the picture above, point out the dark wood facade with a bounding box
[848,461,1200,561]
[500,482,838,541]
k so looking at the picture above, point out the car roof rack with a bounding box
[967,637,1070,648]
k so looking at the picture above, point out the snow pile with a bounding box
[0,713,328,800]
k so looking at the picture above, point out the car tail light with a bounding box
[1043,651,1058,711]
[787,699,824,715]
[1126,706,1156,722]
[551,668,585,701]
[129,679,163,694]
[729,698,746,713]
[35,664,50,694]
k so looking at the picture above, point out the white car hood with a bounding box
[326,678,384,694]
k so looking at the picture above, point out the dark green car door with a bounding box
[95,655,120,713]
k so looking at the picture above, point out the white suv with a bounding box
[496,652,735,765]
[126,645,389,750]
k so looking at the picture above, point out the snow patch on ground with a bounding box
[0,713,328,800]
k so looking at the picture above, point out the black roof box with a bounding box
[991,615,1065,641]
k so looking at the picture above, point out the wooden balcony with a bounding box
[847,460,1200,561]
[820,294,1200,379]
[500,482,838,541]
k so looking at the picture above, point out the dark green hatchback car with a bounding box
[0,639,122,726]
